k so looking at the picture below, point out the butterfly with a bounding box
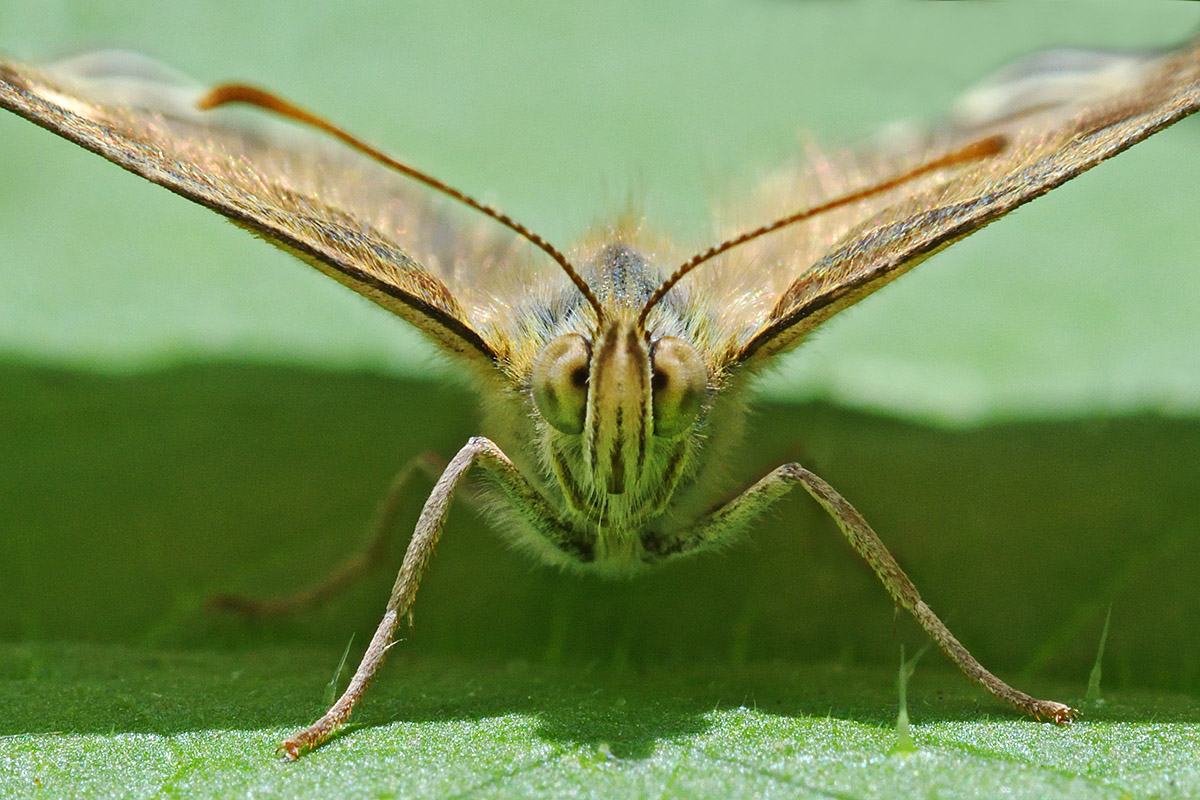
[2,34,1197,759]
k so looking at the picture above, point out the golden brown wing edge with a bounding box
[737,34,1200,366]
[0,58,498,366]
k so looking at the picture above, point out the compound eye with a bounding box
[532,333,591,435]
[650,336,706,438]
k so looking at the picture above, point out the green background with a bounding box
[1,2,1198,798]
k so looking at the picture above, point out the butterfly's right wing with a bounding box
[0,51,558,366]
[694,35,1200,366]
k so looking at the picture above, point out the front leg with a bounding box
[278,436,579,760]
[647,463,1077,724]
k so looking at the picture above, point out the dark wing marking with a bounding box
[0,52,559,365]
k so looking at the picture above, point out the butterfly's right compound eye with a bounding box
[532,333,592,435]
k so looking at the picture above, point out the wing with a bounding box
[695,35,1200,365]
[0,51,562,366]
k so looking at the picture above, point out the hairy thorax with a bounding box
[475,239,739,573]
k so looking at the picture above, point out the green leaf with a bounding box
[2,363,1199,799]
[7,642,1200,800]
[3,364,1198,689]
[3,643,1199,799]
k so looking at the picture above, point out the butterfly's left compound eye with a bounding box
[532,333,592,435]
[650,336,706,438]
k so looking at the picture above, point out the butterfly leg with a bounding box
[208,452,453,617]
[278,436,577,760]
[650,463,1077,724]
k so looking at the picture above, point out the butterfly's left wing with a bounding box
[0,51,560,367]
[702,35,1200,365]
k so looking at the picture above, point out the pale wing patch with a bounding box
[949,47,1152,128]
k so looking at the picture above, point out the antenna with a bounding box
[638,134,1006,327]
[196,83,606,324]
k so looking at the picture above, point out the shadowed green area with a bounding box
[3,363,1198,691]
[1,363,1198,796]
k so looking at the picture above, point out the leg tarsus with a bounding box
[278,608,401,760]
[277,437,574,758]
[657,461,1078,724]
[794,464,1077,724]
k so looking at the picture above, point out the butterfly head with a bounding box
[532,312,706,502]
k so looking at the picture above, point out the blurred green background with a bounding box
[3,1,1200,419]
[1,2,1199,792]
